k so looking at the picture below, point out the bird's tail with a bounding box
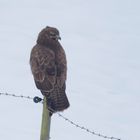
[41,85,70,114]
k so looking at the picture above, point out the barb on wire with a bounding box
[57,113,121,140]
[0,92,33,100]
[0,92,121,140]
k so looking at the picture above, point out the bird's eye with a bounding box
[50,32,55,36]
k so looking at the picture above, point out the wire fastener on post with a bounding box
[33,96,43,103]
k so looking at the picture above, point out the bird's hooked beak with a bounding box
[56,35,61,40]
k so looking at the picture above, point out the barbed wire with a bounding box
[0,92,121,140]
[57,113,120,140]
[0,92,33,100]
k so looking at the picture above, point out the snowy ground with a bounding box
[0,0,140,140]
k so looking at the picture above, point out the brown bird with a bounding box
[30,26,70,115]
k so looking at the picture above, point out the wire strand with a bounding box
[0,92,121,140]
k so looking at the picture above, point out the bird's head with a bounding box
[46,26,61,41]
[37,26,61,45]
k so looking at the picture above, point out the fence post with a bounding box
[40,97,51,140]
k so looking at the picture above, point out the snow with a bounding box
[0,0,140,140]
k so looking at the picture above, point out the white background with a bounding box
[0,0,140,140]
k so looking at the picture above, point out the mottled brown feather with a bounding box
[30,26,69,113]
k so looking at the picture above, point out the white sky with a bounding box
[0,0,140,140]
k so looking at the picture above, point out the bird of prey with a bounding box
[30,26,70,115]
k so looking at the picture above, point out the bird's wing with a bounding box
[30,46,56,91]
[56,46,67,88]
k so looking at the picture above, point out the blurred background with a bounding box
[0,0,140,140]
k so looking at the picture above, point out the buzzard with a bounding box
[30,26,70,115]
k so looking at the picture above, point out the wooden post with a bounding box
[40,97,51,140]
